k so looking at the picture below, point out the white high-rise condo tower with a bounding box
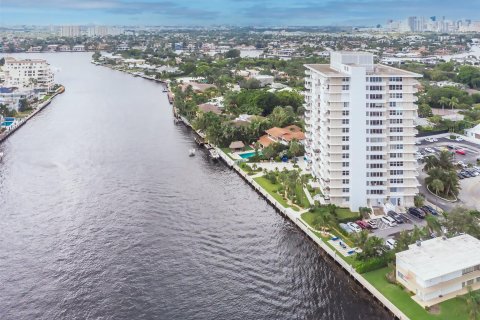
[304,52,421,211]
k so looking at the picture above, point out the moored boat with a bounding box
[189,148,196,157]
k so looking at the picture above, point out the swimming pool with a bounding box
[1,121,14,127]
[239,151,261,159]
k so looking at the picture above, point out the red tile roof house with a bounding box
[197,103,222,115]
[180,82,217,93]
[257,125,305,148]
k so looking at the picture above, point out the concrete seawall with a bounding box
[0,88,64,144]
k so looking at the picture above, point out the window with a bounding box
[368,155,384,160]
[368,120,384,126]
[342,179,349,184]
[367,190,384,195]
[342,77,350,82]
[342,153,350,159]
[343,102,350,108]
[389,85,403,90]
[367,129,383,134]
[390,136,403,141]
[342,85,350,90]
[368,103,385,108]
[390,153,403,158]
[389,93,403,99]
[342,162,349,167]
[389,102,397,107]
[367,85,384,91]
[390,170,404,175]
[342,136,349,142]
[369,94,383,100]
[368,163,384,168]
[390,178,404,184]
[368,146,383,151]
[389,110,403,116]
[342,188,350,193]
[367,111,384,117]
[390,144,404,150]
[367,172,384,177]
[390,161,404,167]
[342,110,350,116]
[342,128,349,133]
[342,145,349,151]
[389,77,402,82]
[368,77,382,82]
[342,170,349,176]
[342,119,350,124]
[390,119,403,124]
[390,127,403,133]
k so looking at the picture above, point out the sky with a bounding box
[1,0,479,26]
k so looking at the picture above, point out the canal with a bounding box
[0,52,392,320]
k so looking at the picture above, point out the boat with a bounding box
[0,152,3,161]
[194,136,205,145]
[162,87,168,93]
[204,143,213,150]
[209,149,220,160]
[189,148,196,157]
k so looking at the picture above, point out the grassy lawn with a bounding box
[295,184,311,208]
[220,148,235,160]
[337,208,360,221]
[363,267,469,320]
[254,176,299,211]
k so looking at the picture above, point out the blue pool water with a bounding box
[239,151,260,159]
[1,121,14,127]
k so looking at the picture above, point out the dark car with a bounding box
[457,172,465,179]
[387,210,404,224]
[421,205,439,216]
[461,171,473,178]
[447,145,455,149]
[408,207,426,219]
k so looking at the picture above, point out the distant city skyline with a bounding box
[1,0,480,26]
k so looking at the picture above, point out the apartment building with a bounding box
[3,57,54,92]
[396,234,480,307]
[60,25,81,37]
[304,51,421,211]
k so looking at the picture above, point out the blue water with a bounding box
[1,121,14,127]
[239,151,259,159]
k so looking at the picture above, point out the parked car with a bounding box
[347,222,362,233]
[408,207,426,219]
[421,205,439,216]
[356,220,370,229]
[457,161,468,168]
[467,169,479,176]
[387,210,404,224]
[447,145,455,149]
[339,223,353,234]
[381,216,397,227]
[424,137,434,143]
[455,137,464,142]
[425,147,435,153]
[457,172,465,179]
[455,149,466,155]
[461,170,473,178]
[385,239,397,250]
[367,219,378,229]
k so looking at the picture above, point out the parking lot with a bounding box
[416,135,480,212]
[370,212,427,239]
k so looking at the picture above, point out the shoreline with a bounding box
[98,62,409,320]
[0,86,65,144]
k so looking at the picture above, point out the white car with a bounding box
[381,216,397,227]
[455,137,464,142]
[385,239,397,250]
[425,147,435,153]
[432,138,438,142]
[457,161,467,168]
[424,138,434,143]
[347,222,362,233]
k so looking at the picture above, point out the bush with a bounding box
[355,256,392,273]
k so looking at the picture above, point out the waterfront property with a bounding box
[304,51,421,211]
[3,57,55,93]
[258,125,305,148]
[396,234,480,307]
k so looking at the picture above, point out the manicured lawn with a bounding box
[336,208,360,221]
[220,148,235,160]
[295,184,311,208]
[254,176,299,211]
[363,267,469,320]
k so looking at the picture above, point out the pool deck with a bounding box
[0,87,64,144]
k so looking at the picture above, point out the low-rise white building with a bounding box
[466,124,480,142]
[396,234,480,307]
[253,74,274,87]
[3,57,54,92]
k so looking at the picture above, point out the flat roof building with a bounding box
[396,234,480,307]
[304,51,421,211]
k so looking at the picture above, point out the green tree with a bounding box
[439,96,450,115]
[430,178,444,196]
[462,286,480,320]
[18,98,30,112]
[224,49,241,59]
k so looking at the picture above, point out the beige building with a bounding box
[3,57,54,92]
[396,234,480,307]
[304,51,421,211]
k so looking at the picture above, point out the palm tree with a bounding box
[352,230,369,250]
[425,215,443,236]
[438,150,454,171]
[423,155,439,172]
[439,97,450,115]
[462,286,480,320]
[430,178,444,196]
[449,96,460,111]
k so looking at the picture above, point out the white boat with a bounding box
[0,152,3,161]
[209,149,220,160]
[189,148,196,157]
